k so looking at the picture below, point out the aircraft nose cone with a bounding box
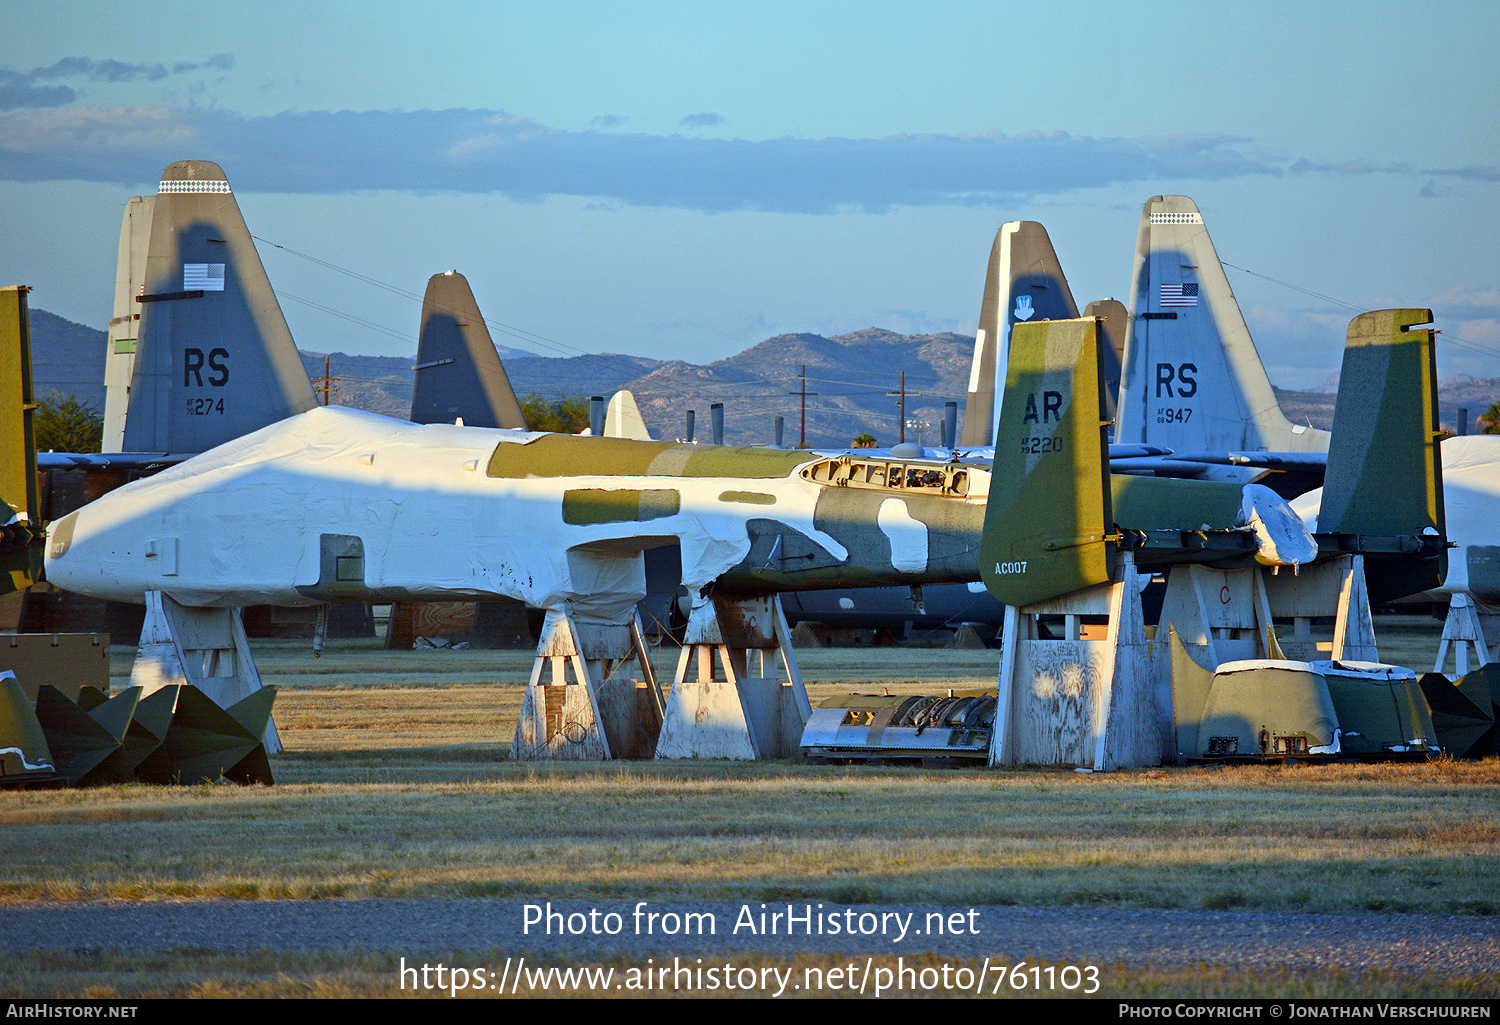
[42,510,80,584]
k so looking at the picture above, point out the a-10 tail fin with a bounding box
[1116,195,1329,455]
[978,316,1115,607]
[960,221,1081,448]
[1,286,41,594]
[411,270,527,429]
[122,160,317,453]
[980,307,1448,610]
[1317,308,1446,603]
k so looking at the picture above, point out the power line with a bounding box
[1221,260,1500,362]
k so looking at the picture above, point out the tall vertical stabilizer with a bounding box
[102,195,153,453]
[123,161,316,453]
[1117,195,1328,454]
[410,271,527,430]
[960,221,1079,448]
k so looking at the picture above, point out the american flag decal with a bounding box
[1160,282,1199,307]
[183,264,225,291]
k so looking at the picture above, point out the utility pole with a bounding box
[313,355,340,406]
[788,364,818,447]
[886,371,925,444]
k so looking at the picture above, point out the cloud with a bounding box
[1420,179,1453,198]
[1430,285,1500,322]
[1288,156,1413,176]
[0,105,194,154]
[0,81,75,110]
[0,54,235,111]
[590,114,628,128]
[0,105,1288,213]
[680,112,723,129]
[1427,163,1500,182]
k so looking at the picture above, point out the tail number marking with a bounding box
[995,561,1028,574]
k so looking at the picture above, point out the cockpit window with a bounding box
[799,457,969,496]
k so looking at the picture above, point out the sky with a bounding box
[3,0,1498,392]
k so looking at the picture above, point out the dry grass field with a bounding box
[3,615,1497,998]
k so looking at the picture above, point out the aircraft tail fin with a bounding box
[1300,309,1447,605]
[1083,298,1127,422]
[1321,309,1445,542]
[411,271,527,429]
[960,221,1079,448]
[604,390,653,440]
[979,316,1114,607]
[0,286,41,594]
[1117,195,1328,454]
[122,161,317,453]
[102,195,153,453]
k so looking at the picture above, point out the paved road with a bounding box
[3,900,1496,978]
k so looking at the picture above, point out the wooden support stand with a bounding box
[131,590,280,754]
[1434,591,1495,679]
[990,552,1157,770]
[511,607,663,760]
[992,554,1385,770]
[656,594,812,760]
[1157,554,1379,762]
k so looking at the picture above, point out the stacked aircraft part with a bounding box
[0,672,276,787]
[1171,634,1439,762]
[1420,664,1500,758]
[801,691,997,764]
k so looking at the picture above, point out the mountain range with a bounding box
[26,308,1499,448]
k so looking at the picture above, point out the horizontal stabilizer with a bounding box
[36,452,189,471]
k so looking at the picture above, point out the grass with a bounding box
[3,754,1498,912]
[4,619,1496,998]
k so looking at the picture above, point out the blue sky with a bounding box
[3,0,1498,388]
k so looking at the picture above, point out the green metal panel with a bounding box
[979,317,1114,607]
[0,287,39,594]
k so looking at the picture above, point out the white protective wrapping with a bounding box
[46,406,850,618]
[1239,483,1317,568]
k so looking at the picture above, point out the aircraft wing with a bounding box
[35,452,189,471]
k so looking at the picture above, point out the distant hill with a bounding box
[26,307,1500,445]
[28,309,106,411]
[621,328,973,447]
[1276,379,1500,435]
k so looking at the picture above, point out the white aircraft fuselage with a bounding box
[44,405,993,618]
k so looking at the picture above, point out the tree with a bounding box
[851,433,877,448]
[33,392,102,453]
[520,394,592,434]
[1479,401,1500,435]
